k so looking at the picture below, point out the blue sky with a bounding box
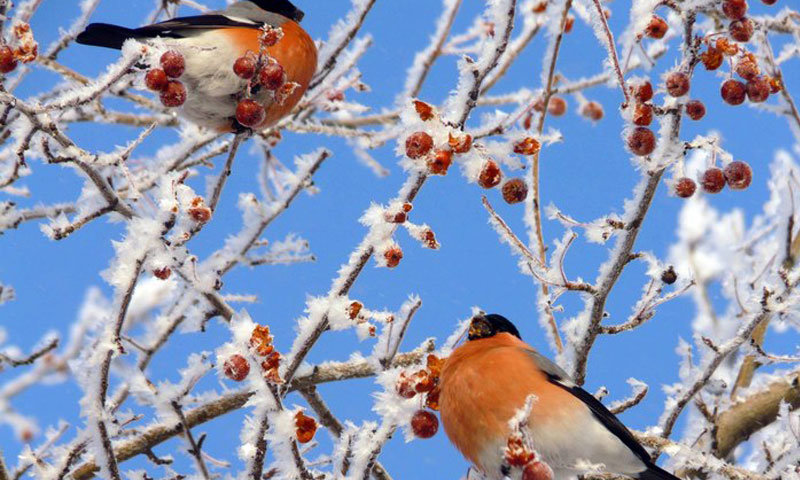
[1,0,799,478]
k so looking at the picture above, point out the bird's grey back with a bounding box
[221,2,289,26]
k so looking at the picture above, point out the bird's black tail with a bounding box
[639,464,681,480]
[76,23,138,50]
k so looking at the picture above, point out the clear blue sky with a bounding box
[1,0,798,478]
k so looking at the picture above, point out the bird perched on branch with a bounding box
[76,0,317,132]
[439,313,679,480]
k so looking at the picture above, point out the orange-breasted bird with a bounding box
[439,313,679,480]
[76,0,317,132]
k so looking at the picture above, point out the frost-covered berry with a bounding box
[160,81,187,107]
[411,410,439,439]
[236,99,266,127]
[414,100,435,121]
[729,18,754,42]
[724,161,752,190]
[581,101,604,121]
[746,76,770,103]
[384,247,403,268]
[547,96,567,116]
[701,168,726,193]
[627,127,656,156]
[145,68,169,92]
[632,103,653,126]
[735,55,760,81]
[478,161,502,189]
[644,16,668,39]
[513,137,541,156]
[294,411,317,444]
[502,178,528,204]
[633,80,653,103]
[160,50,185,78]
[405,131,433,159]
[259,62,285,90]
[261,26,282,47]
[722,0,748,20]
[685,100,706,120]
[716,37,739,56]
[701,47,723,71]
[429,149,453,175]
[397,375,417,399]
[223,355,250,381]
[523,462,553,480]
[674,177,697,198]
[0,46,16,74]
[721,79,746,105]
[449,132,473,154]
[233,54,256,79]
[661,266,678,284]
[153,266,172,280]
[665,72,690,97]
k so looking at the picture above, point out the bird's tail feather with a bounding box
[76,23,138,50]
[638,464,681,480]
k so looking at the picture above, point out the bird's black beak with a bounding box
[467,315,494,341]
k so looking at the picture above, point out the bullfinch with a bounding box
[439,313,679,480]
[76,0,317,131]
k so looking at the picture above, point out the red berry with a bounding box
[701,47,724,71]
[627,127,656,156]
[674,177,697,198]
[478,161,502,188]
[233,55,256,79]
[384,247,403,268]
[721,79,747,105]
[397,378,417,399]
[411,410,439,439]
[513,137,541,155]
[633,81,654,103]
[665,72,690,97]
[261,26,282,47]
[735,55,760,81]
[160,81,187,107]
[661,266,678,284]
[724,161,752,190]
[160,50,185,78]
[502,178,528,204]
[236,99,266,128]
[259,62,285,90]
[722,0,748,20]
[746,76,770,103]
[701,168,726,193]
[581,101,604,121]
[644,16,668,39]
[428,149,453,175]
[563,15,574,33]
[153,266,172,280]
[414,100,435,121]
[145,68,169,92]
[405,131,434,159]
[223,354,250,381]
[449,133,473,154]
[547,96,567,116]
[632,103,653,126]
[0,46,18,74]
[294,411,317,444]
[685,100,706,120]
[729,18,754,42]
[522,462,553,480]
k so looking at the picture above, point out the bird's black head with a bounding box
[467,313,521,341]
[251,0,305,22]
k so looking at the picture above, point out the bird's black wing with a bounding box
[133,15,261,37]
[522,349,652,465]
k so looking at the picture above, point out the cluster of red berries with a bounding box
[673,161,752,198]
[1,24,38,74]
[145,50,187,107]
[294,410,318,444]
[397,354,445,439]
[223,324,282,383]
[346,301,378,337]
[405,100,473,177]
[505,435,553,480]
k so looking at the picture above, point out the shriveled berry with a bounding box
[685,100,706,120]
[233,55,256,79]
[644,16,668,39]
[294,411,317,444]
[674,177,697,198]
[478,161,502,188]
[261,26,283,47]
[411,410,439,439]
[502,178,528,204]
[449,132,473,154]
[533,1,547,13]
[188,205,212,223]
[223,355,250,381]
[581,101,604,121]
[259,62,285,90]
[160,81,187,107]
[513,137,541,155]
[746,76,770,103]
[724,161,752,190]
[627,127,656,156]
[722,0,748,20]
[633,81,654,103]
[661,266,678,284]
[701,47,724,70]
[153,266,172,280]
[735,54,760,81]
[425,387,440,411]
[721,79,746,105]
[160,50,185,78]
[547,96,567,116]
[414,100,435,121]
[768,76,782,94]
[235,99,266,127]
[701,168,726,193]
[632,103,653,126]
[729,18,754,42]
[0,46,17,74]
[563,15,574,33]
[405,131,434,159]
[384,247,403,268]
[428,149,453,175]
[665,72,690,97]
[522,462,553,480]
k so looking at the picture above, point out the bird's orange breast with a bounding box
[439,334,581,473]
